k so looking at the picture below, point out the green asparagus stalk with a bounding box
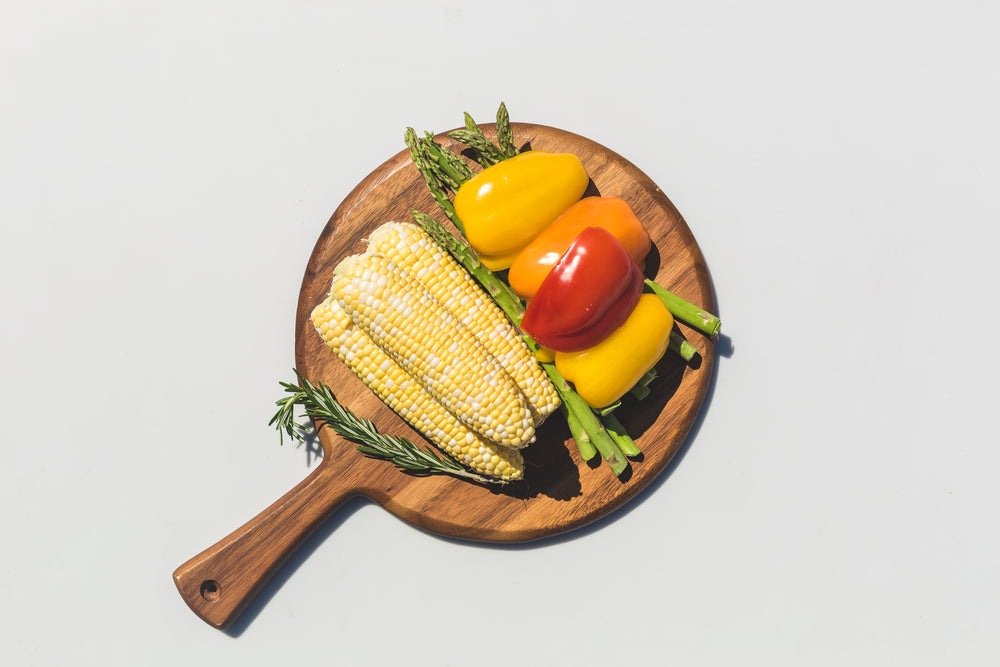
[404,128,465,235]
[603,412,641,458]
[457,112,497,169]
[495,102,518,158]
[645,279,721,339]
[544,363,627,475]
[410,210,525,321]
[423,131,475,185]
[627,368,658,401]
[560,401,596,461]
[449,128,506,167]
[669,330,698,362]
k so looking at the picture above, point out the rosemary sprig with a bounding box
[270,370,494,484]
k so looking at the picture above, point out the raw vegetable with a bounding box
[555,294,674,409]
[645,279,721,339]
[520,227,644,353]
[272,371,502,484]
[331,251,535,448]
[310,299,525,481]
[365,221,559,425]
[453,151,589,270]
[509,196,652,300]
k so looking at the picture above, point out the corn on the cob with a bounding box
[367,221,560,424]
[331,251,535,448]
[311,298,524,481]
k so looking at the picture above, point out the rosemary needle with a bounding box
[270,370,494,484]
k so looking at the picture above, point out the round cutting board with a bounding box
[295,122,716,539]
[173,122,717,630]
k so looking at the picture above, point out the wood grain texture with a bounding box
[173,123,716,629]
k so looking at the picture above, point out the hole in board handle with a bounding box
[200,580,221,602]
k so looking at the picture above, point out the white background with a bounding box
[3,1,998,665]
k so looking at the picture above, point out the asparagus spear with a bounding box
[645,279,721,339]
[404,128,465,235]
[449,113,506,167]
[669,330,698,362]
[603,412,641,458]
[495,102,518,159]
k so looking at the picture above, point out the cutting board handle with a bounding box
[172,459,353,629]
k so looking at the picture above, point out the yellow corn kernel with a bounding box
[331,251,534,449]
[310,298,524,481]
[366,221,560,425]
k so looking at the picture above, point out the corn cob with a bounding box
[366,221,560,424]
[311,298,524,481]
[331,251,535,448]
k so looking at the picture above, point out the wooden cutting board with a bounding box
[173,122,717,629]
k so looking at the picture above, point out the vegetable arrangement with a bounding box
[274,103,721,485]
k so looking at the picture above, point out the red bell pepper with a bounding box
[520,226,644,353]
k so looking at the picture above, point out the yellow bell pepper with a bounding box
[454,151,589,270]
[554,294,674,408]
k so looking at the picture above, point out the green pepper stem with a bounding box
[645,279,721,339]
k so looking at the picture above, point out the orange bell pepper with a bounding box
[508,196,651,299]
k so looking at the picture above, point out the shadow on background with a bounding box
[223,496,370,637]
